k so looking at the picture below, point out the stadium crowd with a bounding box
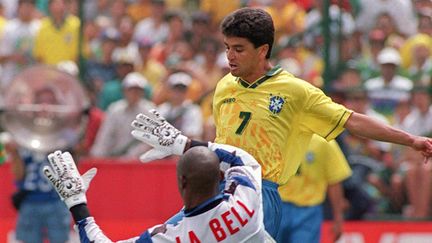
[1,0,432,233]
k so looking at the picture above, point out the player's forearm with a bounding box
[327,183,345,223]
[184,139,209,152]
[345,112,415,147]
[71,205,140,243]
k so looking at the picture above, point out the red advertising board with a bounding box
[1,160,431,242]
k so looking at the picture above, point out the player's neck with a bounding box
[241,61,273,84]
[184,192,219,210]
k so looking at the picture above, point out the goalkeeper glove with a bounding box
[43,151,97,209]
[131,109,189,163]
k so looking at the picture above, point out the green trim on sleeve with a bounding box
[324,110,353,140]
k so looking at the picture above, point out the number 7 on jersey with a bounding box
[235,111,252,135]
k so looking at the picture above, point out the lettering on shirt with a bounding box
[222,98,236,104]
[174,199,255,242]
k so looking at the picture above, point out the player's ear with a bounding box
[180,176,187,191]
[258,44,269,59]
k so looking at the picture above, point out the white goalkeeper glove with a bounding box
[131,109,189,163]
[43,151,97,209]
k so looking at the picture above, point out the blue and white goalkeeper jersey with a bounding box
[75,143,269,243]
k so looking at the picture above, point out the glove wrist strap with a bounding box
[173,135,188,155]
[64,194,87,209]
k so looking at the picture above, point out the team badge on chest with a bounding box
[269,95,285,115]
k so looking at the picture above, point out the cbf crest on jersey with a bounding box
[269,95,285,115]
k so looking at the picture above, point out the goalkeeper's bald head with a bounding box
[176,147,221,209]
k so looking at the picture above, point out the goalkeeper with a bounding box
[43,123,274,242]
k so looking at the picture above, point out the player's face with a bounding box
[224,36,266,82]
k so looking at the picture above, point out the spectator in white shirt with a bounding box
[91,72,155,158]
[364,47,413,118]
[157,72,203,140]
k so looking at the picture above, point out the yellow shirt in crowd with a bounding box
[33,15,80,65]
[213,66,352,185]
[200,0,240,26]
[278,135,352,206]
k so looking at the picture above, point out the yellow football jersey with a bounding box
[33,15,80,65]
[213,66,352,185]
[278,135,352,206]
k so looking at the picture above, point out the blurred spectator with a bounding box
[84,0,111,21]
[342,85,405,216]
[406,37,432,86]
[193,38,224,94]
[331,84,393,220]
[0,0,40,89]
[417,10,432,35]
[305,0,355,72]
[33,0,80,65]
[355,0,417,37]
[332,65,363,91]
[402,87,432,139]
[66,0,78,16]
[90,72,155,158]
[136,38,167,92]
[413,0,432,12]
[150,10,187,64]
[355,28,387,81]
[127,0,152,23]
[187,11,212,53]
[97,47,136,110]
[400,87,432,218]
[264,0,306,42]
[157,72,203,140]
[85,27,119,94]
[109,0,128,29]
[153,39,203,105]
[373,12,406,50]
[364,47,413,118]
[82,20,102,59]
[112,16,139,68]
[199,0,240,30]
[133,0,169,44]
[7,142,71,243]
[399,10,432,67]
[343,86,392,159]
[392,97,412,131]
[6,85,72,243]
[56,60,105,159]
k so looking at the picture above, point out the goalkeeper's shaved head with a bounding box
[177,147,221,208]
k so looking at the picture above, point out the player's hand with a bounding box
[43,151,97,209]
[411,136,432,163]
[131,109,188,163]
[332,220,343,242]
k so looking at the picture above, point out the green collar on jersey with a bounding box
[238,65,283,89]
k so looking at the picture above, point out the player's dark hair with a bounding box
[220,7,274,59]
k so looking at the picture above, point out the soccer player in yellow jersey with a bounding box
[33,0,80,65]
[277,135,351,243]
[132,7,432,240]
[212,7,432,238]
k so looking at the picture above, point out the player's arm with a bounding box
[345,112,432,160]
[208,142,262,190]
[42,151,147,243]
[327,182,345,242]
